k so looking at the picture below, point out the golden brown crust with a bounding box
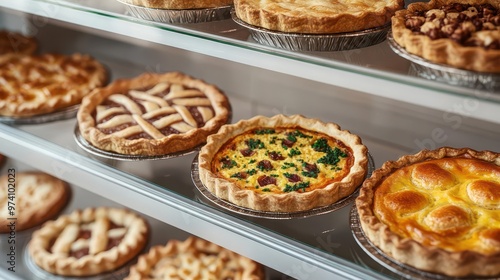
[119,0,232,9]
[28,207,149,277]
[391,0,500,73]
[234,0,403,34]
[198,114,368,212]
[0,172,70,233]
[0,53,107,117]
[0,30,37,63]
[77,72,230,156]
[125,236,264,280]
[356,147,500,277]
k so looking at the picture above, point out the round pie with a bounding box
[0,30,37,63]
[198,114,368,212]
[356,147,500,277]
[0,53,107,117]
[391,0,500,73]
[125,236,264,280]
[77,72,230,156]
[0,172,70,233]
[234,0,404,34]
[118,0,233,9]
[28,207,149,277]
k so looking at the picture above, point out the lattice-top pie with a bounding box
[234,0,404,34]
[0,172,70,233]
[29,207,149,277]
[0,53,107,117]
[118,0,233,9]
[0,30,37,63]
[198,115,368,212]
[392,0,500,73]
[78,72,230,156]
[125,236,264,280]
[356,147,500,277]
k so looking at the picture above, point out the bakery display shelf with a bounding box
[1,0,500,125]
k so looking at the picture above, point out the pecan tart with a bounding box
[28,207,149,277]
[0,53,107,117]
[125,236,264,280]
[0,30,37,63]
[392,0,500,73]
[77,72,230,156]
[198,115,368,212]
[356,147,500,277]
[0,172,70,233]
[234,0,403,34]
[118,0,232,9]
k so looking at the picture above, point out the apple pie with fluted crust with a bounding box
[0,53,107,117]
[234,0,404,34]
[356,147,500,277]
[78,72,230,156]
[198,115,368,212]
[125,236,264,280]
[119,0,232,9]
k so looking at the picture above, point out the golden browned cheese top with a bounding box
[374,157,500,255]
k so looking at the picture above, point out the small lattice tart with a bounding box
[0,30,37,63]
[356,147,500,277]
[77,72,230,156]
[234,0,403,34]
[391,0,500,73]
[0,53,107,117]
[125,236,264,280]
[118,0,232,9]
[0,172,70,233]
[198,114,368,212]
[28,207,149,277]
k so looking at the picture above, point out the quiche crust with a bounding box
[198,114,368,212]
[356,147,500,277]
[234,0,403,34]
[391,0,500,73]
[119,0,233,9]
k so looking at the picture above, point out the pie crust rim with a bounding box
[77,72,230,156]
[28,207,149,277]
[391,0,500,73]
[118,0,233,9]
[355,147,500,277]
[198,114,369,213]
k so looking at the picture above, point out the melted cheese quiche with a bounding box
[198,115,368,212]
[392,0,500,73]
[356,147,500,277]
[234,0,403,34]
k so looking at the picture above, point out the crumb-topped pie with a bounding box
[29,207,149,277]
[198,115,368,212]
[234,0,404,34]
[0,172,70,233]
[392,0,500,73]
[356,147,500,277]
[0,53,107,117]
[118,0,233,9]
[77,72,230,156]
[125,236,264,280]
[0,30,37,63]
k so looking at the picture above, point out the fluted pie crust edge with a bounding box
[77,72,230,156]
[198,114,368,212]
[391,0,500,73]
[356,147,500,277]
[118,0,233,9]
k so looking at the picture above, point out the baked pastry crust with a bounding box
[119,0,232,9]
[356,147,500,277]
[0,172,70,233]
[0,30,37,63]
[125,236,264,280]
[29,207,149,277]
[0,53,107,117]
[198,114,368,212]
[391,0,500,73]
[234,0,404,34]
[77,72,230,156]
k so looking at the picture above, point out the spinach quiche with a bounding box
[356,147,500,277]
[198,115,368,212]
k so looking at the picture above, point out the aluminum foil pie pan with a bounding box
[387,33,500,92]
[117,0,232,24]
[191,153,375,219]
[0,105,79,125]
[231,11,390,52]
